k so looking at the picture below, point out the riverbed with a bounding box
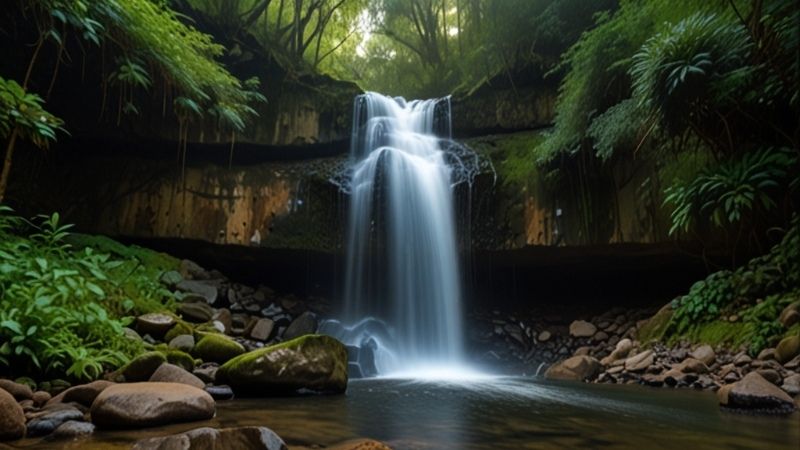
[10,376,799,449]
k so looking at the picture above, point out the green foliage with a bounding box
[664,148,797,234]
[630,12,750,134]
[0,207,178,381]
[0,77,64,147]
[586,98,645,161]
[666,216,800,354]
[21,0,264,132]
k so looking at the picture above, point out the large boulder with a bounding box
[717,372,796,415]
[544,356,601,381]
[193,334,246,364]
[774,335,800,364]
[0,387,25,441]
[90,382,215,428]
[569,320,597,338]
[283,312,319,341]
[132,426,286,450]
[217,335,348,395]
[149,363,206,389]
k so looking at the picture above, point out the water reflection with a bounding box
[11,377,800,450]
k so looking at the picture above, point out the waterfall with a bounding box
[332,92,467,374]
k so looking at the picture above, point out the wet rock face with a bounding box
[90,382,215,428]
[451,85,556,136]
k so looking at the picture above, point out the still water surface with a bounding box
[11,377,799,449]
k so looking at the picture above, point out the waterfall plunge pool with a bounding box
[15,377,799,449]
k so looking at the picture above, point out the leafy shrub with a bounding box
[630,12,750,133]
[667,216,800,354]
[664,147,797,235]
[0,207,178,381]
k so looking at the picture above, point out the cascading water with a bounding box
[325,92,474,376]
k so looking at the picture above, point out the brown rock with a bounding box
[90,382,215,428]
[149,363,206,389]
[756,348,776,361]
[624,350,654,372]
[733,353,752,366]
[601,338,634,366]
[573,346,591,356]
[249,318,276,342]
[569,320,597,338]
[48,381,115,408]
[132,426,286,450]
[780,310,800,328]
[756,369,782,386]
[676,357,709,374]
[784,355,800,370]
[544,356,601,381]
[537,330,551,342]
[718,372,796,414]
[0,387,25,440]
[31,391,51,406]
[212,308,233,334]
[689,344,715,366]
[136,313,176,338]
[779,301,800,328]
[0,379,32,401]
[781,373,800,396]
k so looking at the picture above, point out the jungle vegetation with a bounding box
[0,0,798,377]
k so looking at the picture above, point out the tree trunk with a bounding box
[0,128,19,204]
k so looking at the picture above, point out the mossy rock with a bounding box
[14,377,37,391]
[217,334,348,395]
[115,351,166,382]
[163,350,196,372]
[775,335,800,364]
[192,334,245,364]
[165,321,194,343]
[637,303,673,343]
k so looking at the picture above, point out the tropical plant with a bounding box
[664,147,797,235]
[630,12,750,138]
[0,207,179,381]
[0,77,65,203]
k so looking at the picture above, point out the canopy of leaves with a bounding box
[23,0,264,129]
